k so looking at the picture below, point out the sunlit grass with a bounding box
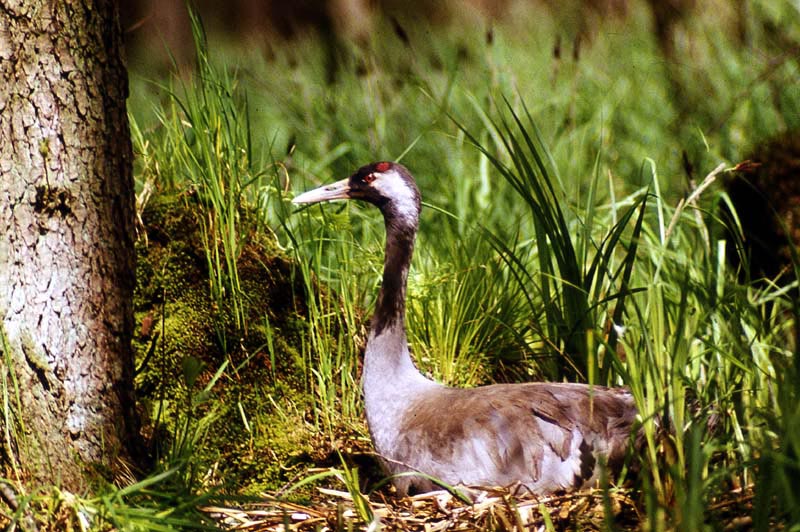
[79,1,800,529]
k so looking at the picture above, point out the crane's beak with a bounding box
[292,177,351,205]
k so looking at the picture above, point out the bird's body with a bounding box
[294,162,638,496]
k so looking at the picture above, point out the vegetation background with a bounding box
[5,0,800,529]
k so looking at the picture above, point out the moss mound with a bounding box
[133,197,324,493]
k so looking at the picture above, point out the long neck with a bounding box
[371,215,416,338]
[363,208,437,445]
[362,193,439,455]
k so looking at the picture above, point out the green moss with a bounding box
[133,196,323,493]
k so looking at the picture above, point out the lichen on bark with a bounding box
[0,0,139,489]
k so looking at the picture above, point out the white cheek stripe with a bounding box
[374,170,418,219]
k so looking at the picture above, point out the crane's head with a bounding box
[293,161,421,223]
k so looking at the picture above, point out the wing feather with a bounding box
[391,382,637,494]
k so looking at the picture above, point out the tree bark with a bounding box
[0,0,138,489]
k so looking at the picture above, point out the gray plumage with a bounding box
[293,161,638,496]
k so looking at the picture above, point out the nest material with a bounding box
[203,487,640,531]
[202,481,761,531]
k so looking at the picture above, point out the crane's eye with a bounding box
[364,173,376,184]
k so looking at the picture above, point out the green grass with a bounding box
[142,1,796,528]
[7,0,798,529]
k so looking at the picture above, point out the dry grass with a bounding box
[202,483,757,531]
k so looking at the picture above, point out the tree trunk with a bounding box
[0,0,139,490]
